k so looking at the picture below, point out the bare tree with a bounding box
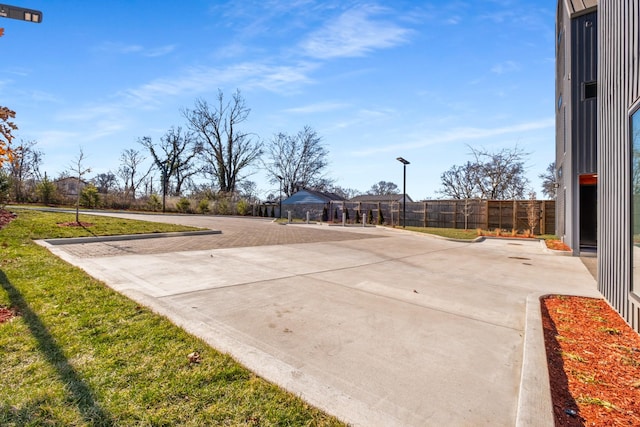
[438,162,478,199]
[539,162,557,199]
[472,145,529,199]
[93,172,118,194]
[264,126,330,197]
[367,181,400,195]
[139,127,200,211]
[438,145,529,200]
[162,127,201,195]
[184,90,263,194]
[117,148,151,200]
[5,139,43,202]
[68,148,91,223]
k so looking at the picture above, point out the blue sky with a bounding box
[1,0,556,200]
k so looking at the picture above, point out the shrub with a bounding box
[236,199,250,216]
[258,205,263,217]
[270,205,275,218]
[147,194,162,211]
[322,206,328,222]
[215,198,230,215]
[35,176,58,205]
[176,197,192,213]
[80,184,100,208]
[377,209,384,225]
[197,199,210,214]
[0,171,10,208]
[368,209,374,225]
[355,210,361,224]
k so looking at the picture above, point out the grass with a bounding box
[0,209,344,426]
[401,226,480,240]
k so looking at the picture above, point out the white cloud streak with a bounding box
[300,5,411,59]
[352,118,554,156]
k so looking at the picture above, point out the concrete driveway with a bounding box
[39,214,601,427]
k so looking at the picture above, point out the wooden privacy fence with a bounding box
[328,199,555,235]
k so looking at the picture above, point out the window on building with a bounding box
[631,108,640,291]
[584,81,597,100]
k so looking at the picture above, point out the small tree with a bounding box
[147,194,161,211]
[355,210,361,224]
[322,206,328,222]
[525,192,540,236]
[258,205,263,217]
[68,148,91,223]
[377,209,384,225]
[368,209,374,224]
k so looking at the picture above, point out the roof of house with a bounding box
[350,194,414,203]
[281,189,345,205]
[565,0,597,15]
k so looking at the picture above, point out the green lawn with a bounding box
[401,226,480,240]
[0,209,344,426]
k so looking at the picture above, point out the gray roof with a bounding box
[565,0,597,15]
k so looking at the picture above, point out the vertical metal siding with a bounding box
[599,0,640,332]
[572,12,598,174]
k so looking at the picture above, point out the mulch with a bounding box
[542,295,640,426]
[0,209,16,230]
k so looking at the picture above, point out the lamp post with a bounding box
[0,4,43,23]
[396,157,410,228]
[276,175,283,218]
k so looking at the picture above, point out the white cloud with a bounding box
[283,101,348,114]
[300,5,411,59]
[352,118,554,156]
[96,42,176,57]
[491,60,520,74]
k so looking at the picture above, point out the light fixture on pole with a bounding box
[276,175,283,218]
[0,4,43,23]
[396,157,410,228]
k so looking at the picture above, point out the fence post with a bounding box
[423,201,428,228]
[540,200,547,234]
[484,200,489,231]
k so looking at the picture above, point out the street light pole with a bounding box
[0,4,43,23]
[276,175,283,218]
[396,157,410,228]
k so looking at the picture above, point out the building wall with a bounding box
[555,1,598,255]
[598,0,640,332]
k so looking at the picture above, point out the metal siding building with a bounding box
[598,1,640,332]
[556,0,598,256]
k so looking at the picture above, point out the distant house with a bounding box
[281,189,345,220]
[350,194,414,203]
[55,177,87,198]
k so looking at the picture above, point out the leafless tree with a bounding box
[139,127,200,212]
[438,162,478,199]
[184,90,263,194]
[539,162,557,199]
[93,172,118,194]
[68,148,91,223]
[367,180,400,196]
[438,145,529,200]
[117,148,151,200]
[5,139,43,202]
[264,126,330,197]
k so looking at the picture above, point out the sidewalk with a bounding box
[38,214,602,426]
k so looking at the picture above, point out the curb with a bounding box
[43,229,221,246]
[515,293,554,426]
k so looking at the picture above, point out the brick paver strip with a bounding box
[59,222,384,258]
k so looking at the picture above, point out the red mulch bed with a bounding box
[0,208,16,230]
[545,239,572,251]
[542,295,640,426]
